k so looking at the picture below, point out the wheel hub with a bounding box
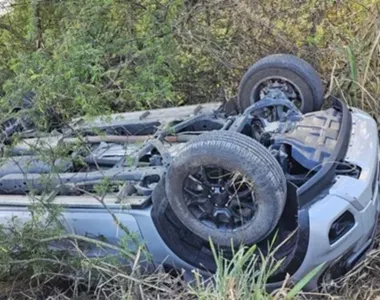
[209,186,228,206]
[259,79,299,103]
[183,166,256,229]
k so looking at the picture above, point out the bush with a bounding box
[0,0,379,128]
[0,1,380,299]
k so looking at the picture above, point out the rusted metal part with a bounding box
[63,134,194,144]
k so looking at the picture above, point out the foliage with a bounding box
[1,0,185,128]
[0,0,379,299]
[0,0,378,129]
[190,240,325,300]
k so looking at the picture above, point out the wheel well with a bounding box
[151,177,299,275]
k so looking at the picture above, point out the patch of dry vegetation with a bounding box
[0,0,380,299]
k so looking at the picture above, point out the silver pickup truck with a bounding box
[0,54,378,290]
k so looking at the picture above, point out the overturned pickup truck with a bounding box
[0,54,378,290]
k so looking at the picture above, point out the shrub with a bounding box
[0,0,378,128]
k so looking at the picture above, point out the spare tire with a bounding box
[165,131,287,248]
[238,54,324,113]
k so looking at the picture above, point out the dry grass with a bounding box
[1,227,380,300]
[316,223,380,300]
[0,1,380,300]
[319,4,380,119]
[0,34,379,300]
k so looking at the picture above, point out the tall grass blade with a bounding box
[346,45,358,106]
[285,263,325,300]
[347,45,358,83]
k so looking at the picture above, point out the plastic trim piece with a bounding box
[297,98,352,206]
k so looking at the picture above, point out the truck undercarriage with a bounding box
[0,54,378,290]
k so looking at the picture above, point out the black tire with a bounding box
[165,131,287,248]
[238,54,324,113]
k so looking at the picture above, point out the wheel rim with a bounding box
[250,76,305,109]
[183,166,257,230]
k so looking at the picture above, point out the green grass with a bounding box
[1,216,378,300]
[0,214,326,300]
[0,1,380,299]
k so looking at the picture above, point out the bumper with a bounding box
[268,107,380,290]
